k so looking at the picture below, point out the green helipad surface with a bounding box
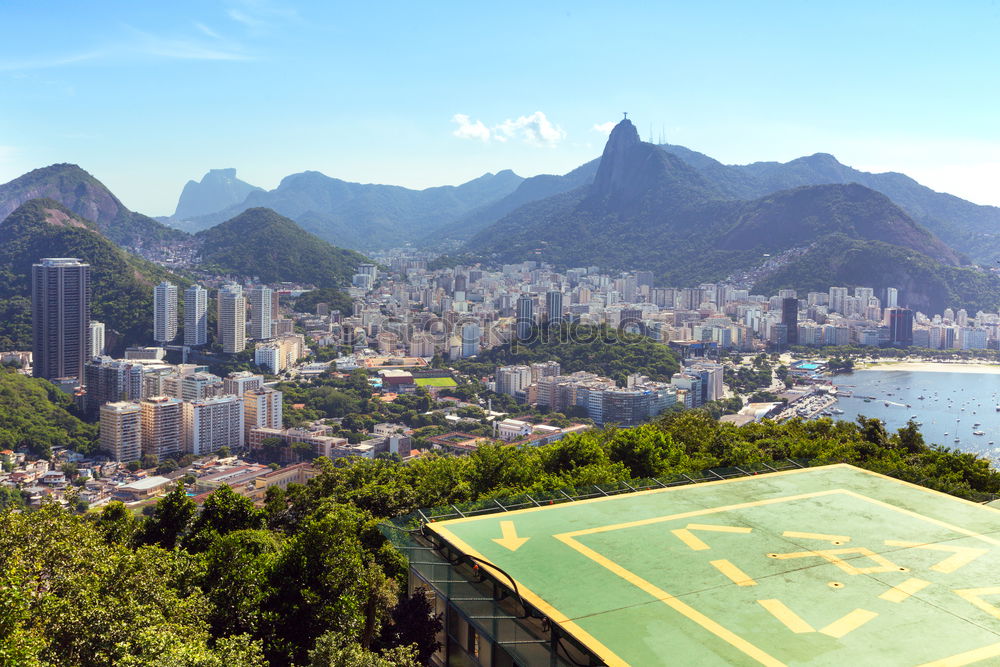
[428,464,1000,666]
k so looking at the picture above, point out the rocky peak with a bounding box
[592,118,643,198]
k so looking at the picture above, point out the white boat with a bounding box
[974,431,986,436]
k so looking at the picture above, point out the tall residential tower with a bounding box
[153,281,178,344]
[32,258,90,382]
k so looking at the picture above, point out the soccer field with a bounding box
[413,377,458,387]
[429,465,1000,666]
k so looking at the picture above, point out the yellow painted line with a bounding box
[840,489,1000,547]
[432,464,845,527]
[878,577,931,603]
[819,608,878,638]
[671,524,752,551]
[672,528,710,551]
[884,540,988,573]
[783,530,850,544]
[918,642,1000,666]
[431,524,629,667]
[771,547,901,575]
[954,586,1000,621]
[710,559,757,586]
[757,599,814,634]
[557,534,787,667]
[854,465,1000,516]
[562,489,842,539]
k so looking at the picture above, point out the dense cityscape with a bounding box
[5,3,1000,666]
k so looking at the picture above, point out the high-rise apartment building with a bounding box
[495,365,533,396]
[546,290,564,326]
[153,281,178,343]
[781,297,799,346]
[248,286,273,340]
[182,395,244,456]
[516,294,534,341]
[100,401,142,462]
[140,396,182,462]
[32,258,90,382]
[888,308,914,347]
[84,356,145,416]
[184,284,208,346]
[828,287,849,315]
[885,287,899,309]
[88,321,105,358]
[217,284,246,354]
[244,387,283,444]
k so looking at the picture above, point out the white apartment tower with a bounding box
[140,396,182,462]
[248,286,273,340]
[224,371,263,397]
[217,284,246,354]
[100,401,142,462]
[88,321,105,358]
[184,284,208,346]
[153,281,178,344]
[182,395,244,455]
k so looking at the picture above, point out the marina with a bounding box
[817,368,1000,462]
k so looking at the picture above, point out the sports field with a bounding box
[429,464,1000,666]
[413,377,457,387]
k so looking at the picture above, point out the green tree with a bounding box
[140,482,196,549]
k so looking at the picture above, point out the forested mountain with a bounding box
[172,168,263,220]
[659,144,1000,264]
[174,169,525,250]
[0,199,185,351]
[0,164,188,248]
[458,119,1000,313]
[195,207,369,286]
[0,365,96,457]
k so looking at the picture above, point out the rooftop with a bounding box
[428,464,1000,666]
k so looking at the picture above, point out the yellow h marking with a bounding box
[711,559,757,586]
[671,523,752,551]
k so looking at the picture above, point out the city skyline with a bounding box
[2,2,998,213]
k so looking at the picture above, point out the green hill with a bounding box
[0,164,188,248]
[0,365,97,457]
[195,207,369,286]
[0,199,186,351]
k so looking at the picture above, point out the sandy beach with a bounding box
[855,360,1000,375]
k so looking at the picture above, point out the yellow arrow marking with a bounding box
[954,586,1000,621]
[819,608,878,638]
[885,540,988,574]
[671,523,752,551]
[492,520,529,552]
[783,530,851,545]
[879,577,931,603]
[711,559,757,586]
[759,599,877,638]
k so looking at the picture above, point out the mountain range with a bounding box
[168,168,525,250]
[454,119,1000,314]
[172,168,262,221]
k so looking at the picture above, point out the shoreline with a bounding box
[853,360,1000,375]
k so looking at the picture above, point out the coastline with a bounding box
[854,360,1000,375]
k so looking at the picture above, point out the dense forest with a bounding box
[0,366,97,457]
[4,408,999,665]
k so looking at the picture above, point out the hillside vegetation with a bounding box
[0,199,188,351]
[196,208,369,287]
[0,366,96,457]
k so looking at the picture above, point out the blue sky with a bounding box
[2,1,999,215]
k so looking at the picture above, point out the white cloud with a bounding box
[451,114,492,142]
[592,121,615,135]
[451,111,566,147]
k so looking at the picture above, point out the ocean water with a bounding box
[830,369,1000,461]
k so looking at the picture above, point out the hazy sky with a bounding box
[2,1,999,215]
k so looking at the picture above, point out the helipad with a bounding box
[428,464,1000,666]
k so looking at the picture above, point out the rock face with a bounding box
[0,164,187,247]
[592,118,642,198]
[172,168,262,220]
